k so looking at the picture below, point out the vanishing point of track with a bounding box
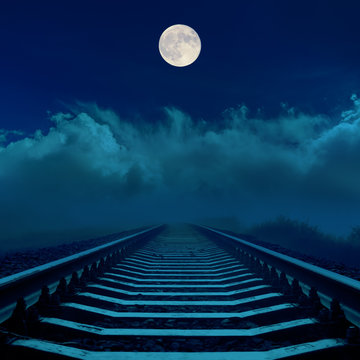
[1,224,360,359]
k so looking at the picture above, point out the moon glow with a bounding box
[159,24,201,67]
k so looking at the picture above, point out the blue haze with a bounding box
[0,0,360,252]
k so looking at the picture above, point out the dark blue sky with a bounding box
[1,0,360,131]
[1,0,360,250]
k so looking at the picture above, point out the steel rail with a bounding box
[197,224,360,328]
[0,225,163,324]
[2,223,359,358]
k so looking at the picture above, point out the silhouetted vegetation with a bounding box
[348,226,360,246]
[248,216,360,268]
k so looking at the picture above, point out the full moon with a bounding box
[159,24,201,67]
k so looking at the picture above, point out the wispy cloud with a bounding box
[0,129,25,145]
[1,96,360,249]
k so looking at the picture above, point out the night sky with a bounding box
[1,0,360,250]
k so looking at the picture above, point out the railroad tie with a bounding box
[2,224,359,359]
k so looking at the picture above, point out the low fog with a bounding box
[1,96,360,251]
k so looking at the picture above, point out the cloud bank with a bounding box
[1,96,360,249]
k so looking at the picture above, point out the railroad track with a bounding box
[1,224,360,359]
